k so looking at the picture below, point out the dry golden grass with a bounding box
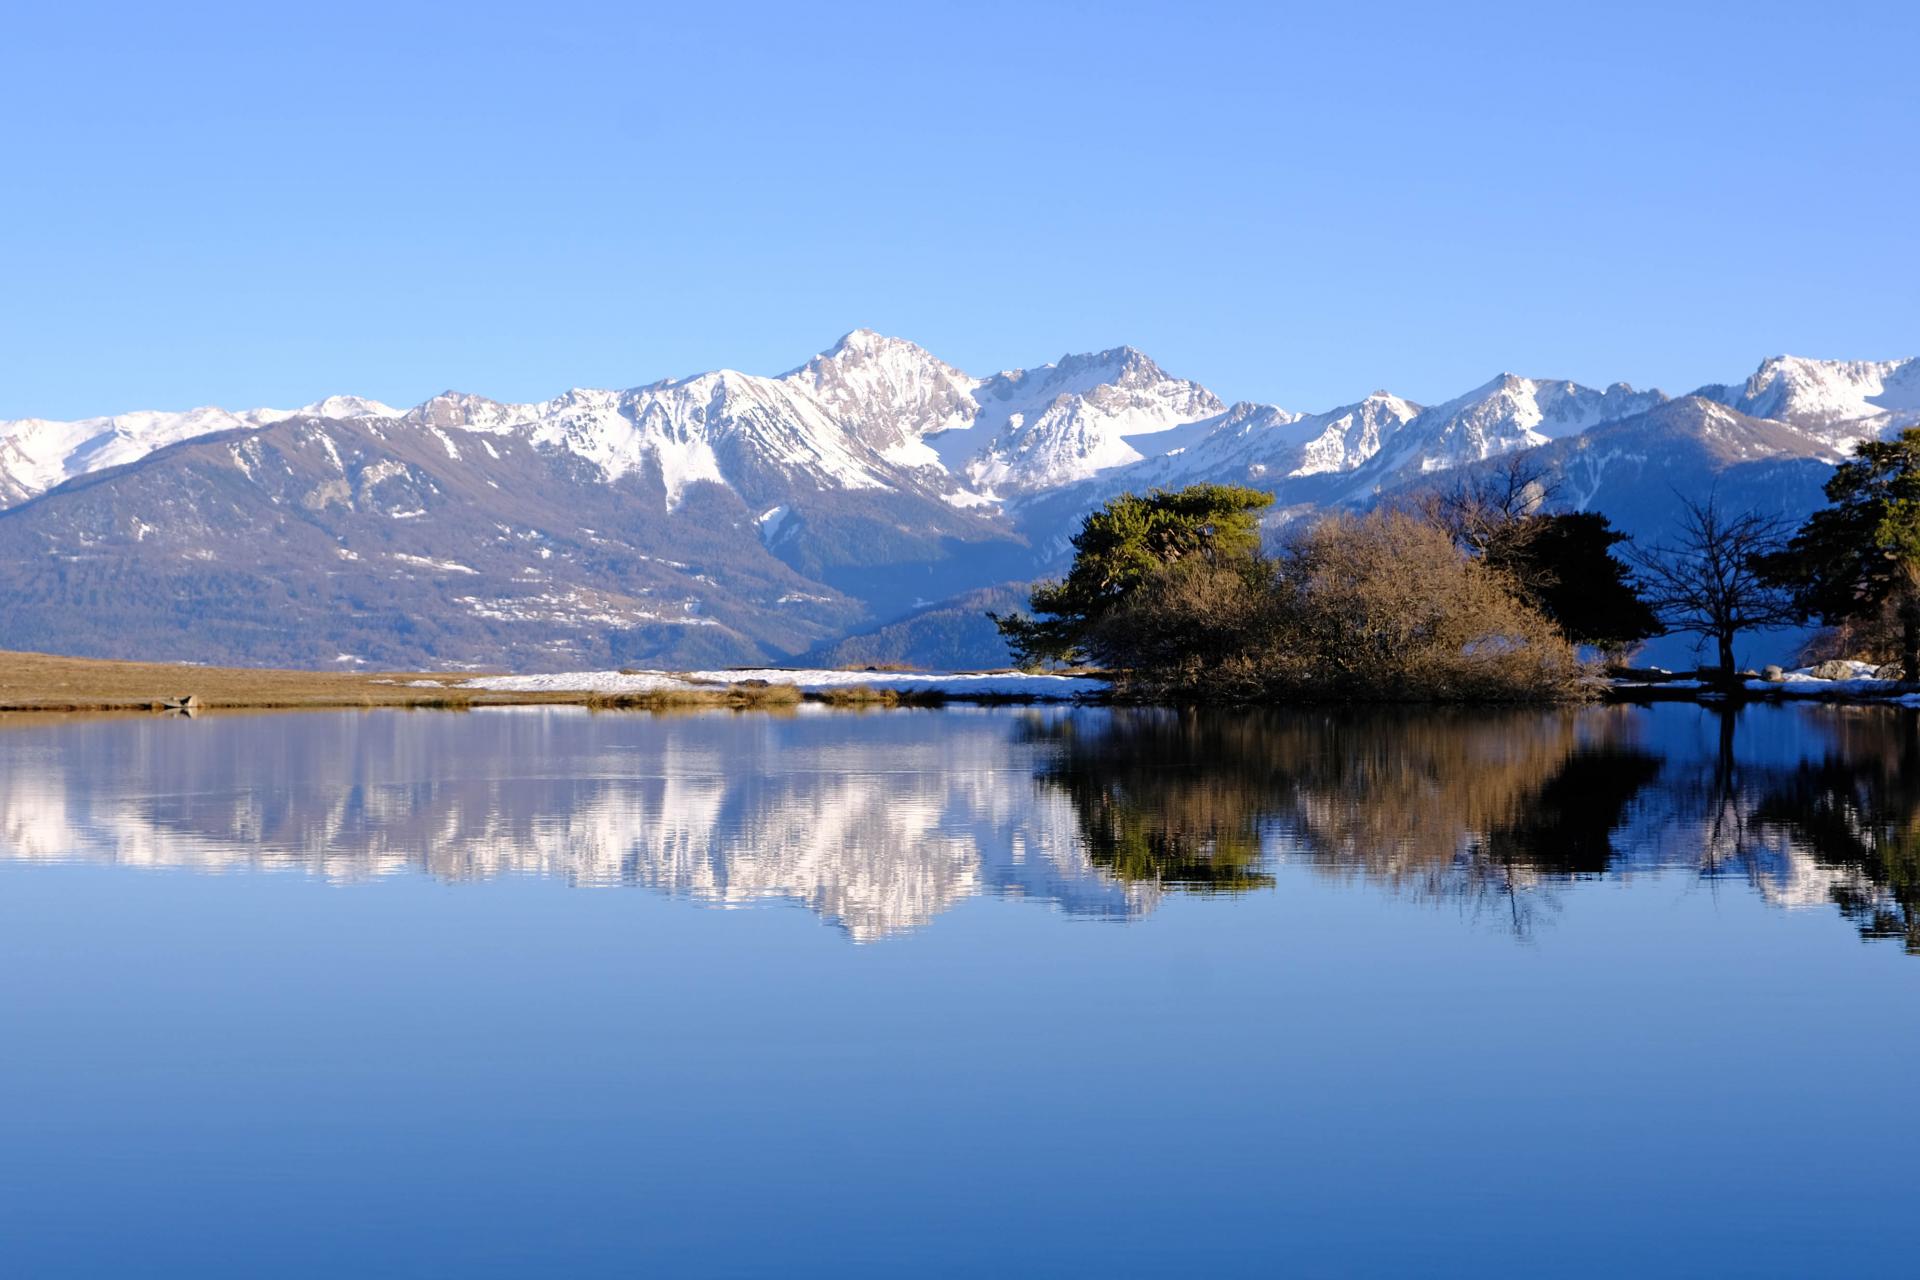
[584,682,804,711]
[810,686,950,708]
[0,648,521,713]
[0,648,1012,718]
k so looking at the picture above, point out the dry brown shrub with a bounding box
[1096,511,1588,703]
[1278,511,1586,701]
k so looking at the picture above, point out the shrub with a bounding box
[992,485,1274,666]
[1276,512,1586,701]
[1098,511,1587,703]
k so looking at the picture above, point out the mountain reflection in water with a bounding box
[0,702,1915,950]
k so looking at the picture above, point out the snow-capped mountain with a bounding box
[11,341,1904,521]
[403,391,537,434]
[1044,375,1665,520]
[1287,392,1424,477]
[393,362,936,509]
[1359,375,1667,485]
[941,346,1229,493]
[781,328,980,458]
[299,395,404,421]
[1694,355,1920,447]
[0,397,396,507]
[1464,396,1841,536]
[0,337,1914,671]
[1119,392,1420,493]
[0,333,1232,515]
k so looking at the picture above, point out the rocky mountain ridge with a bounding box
[5,335,1911,515]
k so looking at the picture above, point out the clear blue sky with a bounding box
[4,0,1915,420]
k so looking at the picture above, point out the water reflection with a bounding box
[1749,715,1920,951]
[1025,709,1667,936]
[1,703,1917,950]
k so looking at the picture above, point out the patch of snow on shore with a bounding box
[460,668,1105,699]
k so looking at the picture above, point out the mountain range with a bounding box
[1,332,1915,669]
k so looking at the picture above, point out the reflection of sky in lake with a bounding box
[0,704,1915,1276]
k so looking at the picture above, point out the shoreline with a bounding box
[6,649,1919,717]
[0,650,1101,715]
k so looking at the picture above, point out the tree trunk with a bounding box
[1717,630,1736,682]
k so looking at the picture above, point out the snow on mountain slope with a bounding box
[528,370,911,508]
[8,339,1918,523]
[945,347,1228,493]
[0,409,883,670]
[300,395,401,421]
[1695,355,1920,446]
[11,333,1920,674]
[398,337,1227,505]
[374,334,985,509]
[1068,378,1651,516]
[1009,393,1420,552]
[1462,396,1841,541]
[1281,392,1425,477]
[0,396,398,508]
[1358,374,1666,484]
[1067,376,1663,519]
[1095,402,1308,491]
[779,328,979,462]
[402,391,539,433]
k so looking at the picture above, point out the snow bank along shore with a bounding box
[1614,660,1920,704]
[451,662,1920,708]
[457,668,1106,701]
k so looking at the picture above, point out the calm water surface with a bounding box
[0,703,1914,1277]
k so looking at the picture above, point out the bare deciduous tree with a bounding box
[1410,454,1558,560]
[1402,455,1660,652]
[1628,494,1797,679]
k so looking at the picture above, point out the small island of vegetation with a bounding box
[991,428,1920,704]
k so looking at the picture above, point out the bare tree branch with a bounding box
[1627,493,1797,677]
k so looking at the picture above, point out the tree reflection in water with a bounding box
[1750,711,1920,953]
[1027,712,1277,894]
[1025,708,1664,931]
[1028,703,1920,954]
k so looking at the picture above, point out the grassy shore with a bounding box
[0,649,498,713]
[0,650,974,715]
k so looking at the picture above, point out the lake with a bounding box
[1,702,1914,1277]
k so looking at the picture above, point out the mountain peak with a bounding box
[831,326,885,350]
[1694,353,1920,440]
[782,330,979,451]
[962,346,1226,493]
[810,328,937,367]
[1063,344,1156,373]
[298,395,400,420]
[404,390,535,433]
[1448,372,1531,404]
